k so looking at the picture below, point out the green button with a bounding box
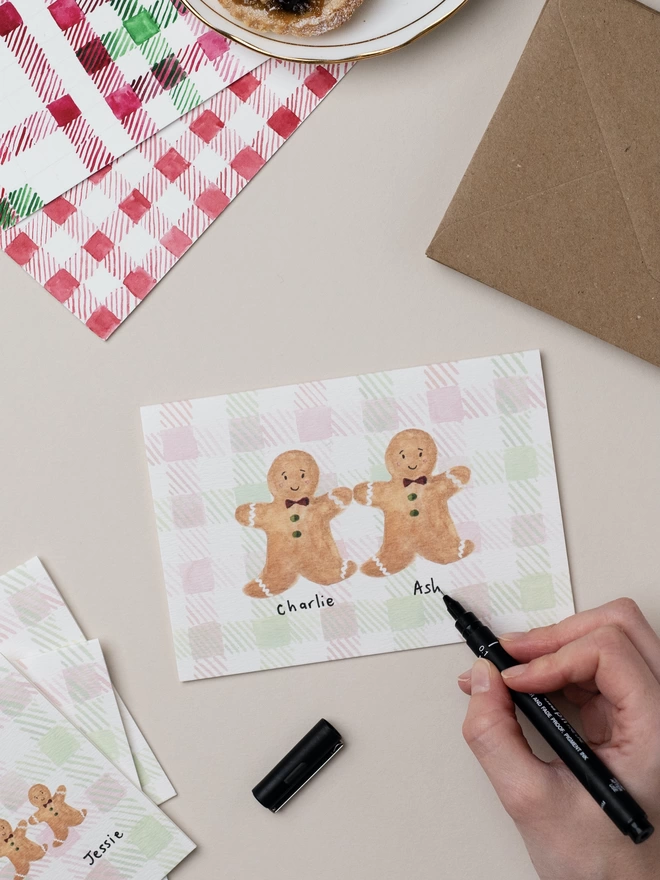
[410,509,419,517]
[407,493,417,501]
[292,530,302,538]
[290,514,300,522]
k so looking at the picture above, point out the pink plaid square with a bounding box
[427,386,464,422]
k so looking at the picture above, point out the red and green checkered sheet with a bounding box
[0,0,262,228]
[0,60,353,338]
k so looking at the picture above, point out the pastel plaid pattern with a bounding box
[141,351,575,681]
[0,653,195,879]
[0,58,352,337]
[0,557,175,805]
[18,640,141,791]
[0,0,261,227]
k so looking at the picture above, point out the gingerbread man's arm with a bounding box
[235,502,269,530]
[431,466,471,498]
[14,822,27,841]
[54,786,66,805]
[353,481,389,509]
[316,487,352,519]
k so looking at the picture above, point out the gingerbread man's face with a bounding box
[267,451,320,500]
[0,820,11,841]
[28,785,51,807]
[385,429,437,480]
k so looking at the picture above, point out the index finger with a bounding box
[501,625,660,733]
[500,598,660,682]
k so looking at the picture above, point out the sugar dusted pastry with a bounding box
[217,0,365,36]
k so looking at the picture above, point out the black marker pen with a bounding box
[444,594,655,844]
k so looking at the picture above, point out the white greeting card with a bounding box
[0,559,174,805]
[0,654,194,879]
[18,641,140,790]
[141,351,575,680]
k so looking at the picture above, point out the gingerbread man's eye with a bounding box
[419,451,423,458]
[401,454,405,459]
[301,472,305,478]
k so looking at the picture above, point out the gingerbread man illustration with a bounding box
[0,818,47,880]
[235,450,357,598]
[354,428,474,577]
[28,784,86,847]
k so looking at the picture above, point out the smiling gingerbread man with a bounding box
[0,818,47,880]
[28,784,86,847]
[354,428,474,577]
[235,450,357,598]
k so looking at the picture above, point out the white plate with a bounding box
[180,0,470,63]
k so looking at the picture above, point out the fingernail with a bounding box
[457,669,472,682]
[499,631,525,642]
[502,663,528,679]
[471,658,491,694]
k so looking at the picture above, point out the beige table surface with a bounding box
[1,0,660,877]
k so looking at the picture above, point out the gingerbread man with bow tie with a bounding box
[27,784,86,847]
[235,450,356,598]
[354,428,474,577]
[0,818,47,880]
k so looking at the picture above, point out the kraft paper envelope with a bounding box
[427,0,660,367]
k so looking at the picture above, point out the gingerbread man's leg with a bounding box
[243,559,299,599]
[421,537,474,565]
[300,550,357,586]
[361,531,416,578]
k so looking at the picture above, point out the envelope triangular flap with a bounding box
[439,0,608,229]
[558,0,660,282]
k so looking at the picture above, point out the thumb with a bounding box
[462,658,553,821]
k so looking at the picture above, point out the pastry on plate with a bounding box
[217,0,365,36]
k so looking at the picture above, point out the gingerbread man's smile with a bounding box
[407,465,418,470]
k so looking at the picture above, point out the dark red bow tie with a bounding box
[44,800,52,806]
[4,834,13,842]
[403,476,427,487]
[285,497,309,509]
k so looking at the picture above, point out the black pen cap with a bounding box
[252,719,344,813]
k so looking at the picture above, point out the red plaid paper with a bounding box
[0,0,261,227]
[0,60,352,338]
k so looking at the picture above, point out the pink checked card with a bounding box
[0,59,352,338]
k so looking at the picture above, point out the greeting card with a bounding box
[18,641,140,789]
[0,559,174,805]
[0,59,352,338]
[0,654,195,879]
[141,351,575,681]
[0,0,261,228]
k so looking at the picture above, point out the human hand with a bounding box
[458,599,660,880]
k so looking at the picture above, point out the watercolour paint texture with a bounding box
[141,351,575,682]
[0,654,195,880]
[0,59,352,338]
[0,0,262,228]
[0,558,175,805]
[18,641,141,790]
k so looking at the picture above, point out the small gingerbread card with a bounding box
[141,351,574,681]
[0,653,195,880]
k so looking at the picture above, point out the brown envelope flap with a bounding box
[559,0,660,283]
[436,0,609,232]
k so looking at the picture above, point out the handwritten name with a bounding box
[277,594,334,615]
[413,578,444,595]
[83,831,123,866]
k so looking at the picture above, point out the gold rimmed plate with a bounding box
[180,0,470,63]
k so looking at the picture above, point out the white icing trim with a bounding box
[445,470,463,490]
[458,539,466,559]
[340,559,348,580]
[248,502,256,527]
[256,577,272,598]
[366,482,374,506]
[330,490,347,509]
[372,555,390,577]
